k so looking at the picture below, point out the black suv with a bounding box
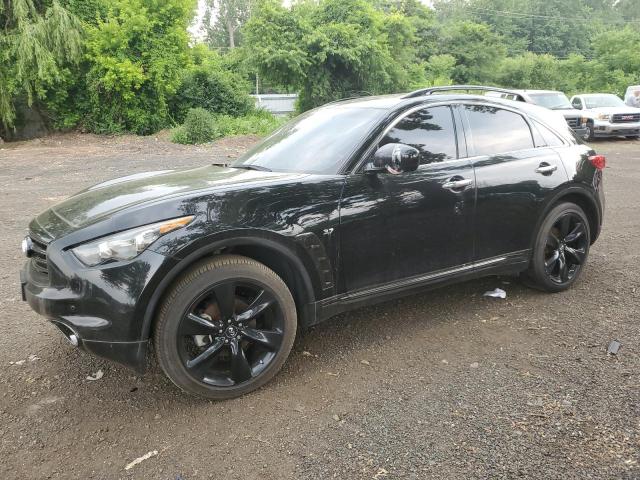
[21,86,605,399]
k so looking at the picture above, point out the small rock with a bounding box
[154,414,161,420]
[86,369,104,381]
[332,414,340,422]
[360,360,370,366]
[302,351,313,357]
[441,359,449,365]
[28,355,39,362]
[14,360,26,366]
[293,405,305,413]
[470,362,479,369]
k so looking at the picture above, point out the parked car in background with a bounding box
[21,86,605,399]
[624,86,640,108]
[571,93,640,141]
[485,89,587,137]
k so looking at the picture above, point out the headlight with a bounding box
[72,216,194,266]
[597,113,610,120]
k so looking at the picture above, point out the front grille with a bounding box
[611,113,640,124]
[30,236,49,275]
[565,117,580,128]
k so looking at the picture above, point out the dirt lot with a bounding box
[0,133,638,480]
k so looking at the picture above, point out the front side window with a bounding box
[464,105,534,156]
[379,106,457,165]
[572,98,583,109]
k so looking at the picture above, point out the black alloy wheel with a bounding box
[178,282,284,387]
[154,255,297,399]
[526,202,591,293]
[543,213,588,285]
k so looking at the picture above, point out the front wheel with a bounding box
[583,123,595,142]
[154,255,297,399]
[526,203,591,293]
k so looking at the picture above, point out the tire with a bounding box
[583,122,595,142]
[154,255,297,400]
[525,202,591,293]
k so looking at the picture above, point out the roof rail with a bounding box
[402,85,518,99]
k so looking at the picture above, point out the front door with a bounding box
[339,105,475,292]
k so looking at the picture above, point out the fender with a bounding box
[139,230,317,341]
[531,183,602,249]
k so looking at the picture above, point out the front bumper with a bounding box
[572,126,589,137]
[592,120,640,137]
[21,248,173,372]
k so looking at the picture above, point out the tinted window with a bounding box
[532,120,564,147]
[380,106,457,164]
[233,106,385,174]
[464,106,534,156]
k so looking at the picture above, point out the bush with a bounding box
[171,108,219,145]
[170,65,254,123]
[215,109,286,137]
[171,109,285,145]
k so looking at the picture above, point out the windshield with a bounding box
[528,93,573,110]
[584,94,625,108]
[232,105,386,174]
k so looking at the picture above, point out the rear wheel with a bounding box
[154,255,297,399]
[526,203,590,293]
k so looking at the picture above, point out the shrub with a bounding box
[170,65,254,123]
[171,109,285,145]
[215,109,286,137]
[171,108,219,144]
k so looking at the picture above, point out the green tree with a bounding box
[202,0,254,49]
[0,0,83,130]
[438,21,506,84]
[83,0,196,134]
[244,0,423,111]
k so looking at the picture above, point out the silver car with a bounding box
[571,93,640,141]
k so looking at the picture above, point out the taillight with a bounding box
[589,154,606,170]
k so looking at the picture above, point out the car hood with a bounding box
[553,108,583,118]
[30,165,306,241]
[585,106,640,115]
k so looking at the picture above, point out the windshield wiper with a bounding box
[233,164,272,172]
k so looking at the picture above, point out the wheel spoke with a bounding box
[545,250,560,271]
[564,223,585,244]
[186,338,225,370]
[213,282,236,319]
[180,313,218,336]
[558,215,572,237]
[235,289,275,323]
[547,231,560,248]
[229,339,252,383]
[558,253,569,282]
[565,246,586,265]
[241,327,283,351]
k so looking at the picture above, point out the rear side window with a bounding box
[380,106,457,164]
[532,120,564,147]
[464,105,534,156]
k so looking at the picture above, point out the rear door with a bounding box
[459,103,569,262]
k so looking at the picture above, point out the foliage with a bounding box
[0,0,83,129]
[171,108,284,144]
[171,107,219,144]
[244,0,424,111]
[83,0,196,134]
[170,46,254,123]
[202,0,254,48]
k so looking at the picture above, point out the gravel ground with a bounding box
[0,133,638,480]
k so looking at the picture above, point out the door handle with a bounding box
[442,178,473,190]
[535,163,558,174]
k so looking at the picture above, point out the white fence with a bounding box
[251,94,298,115]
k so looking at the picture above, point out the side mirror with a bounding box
[367,143,420,174]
